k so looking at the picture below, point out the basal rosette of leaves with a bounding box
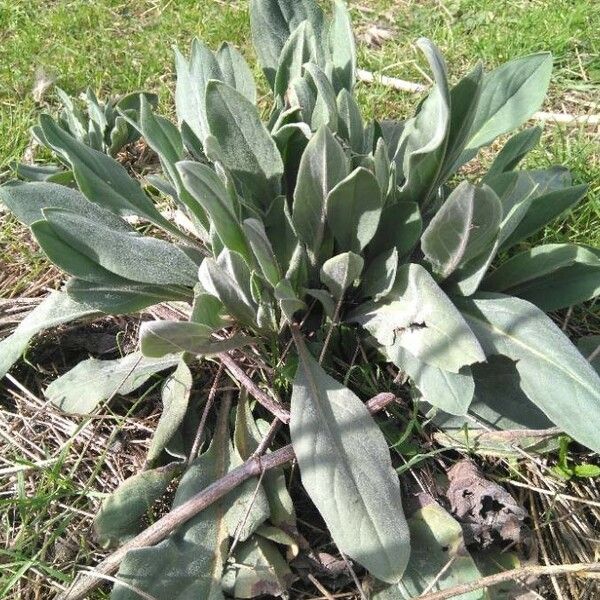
[14,88,158,183]
[1,0,600,597]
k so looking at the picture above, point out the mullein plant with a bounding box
[1,0,599,597]
[13,87,158,182]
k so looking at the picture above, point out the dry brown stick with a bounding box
[356,69,600,126]
[60,392,397,600]
[415,562,600,600]
[218,351,291,423]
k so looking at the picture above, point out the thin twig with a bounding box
[339,549,368,600]
[415,562,600,600]
[59,392,397,600]
[188,364,223,463]
[218,352,290,423]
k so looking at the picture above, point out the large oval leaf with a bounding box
[457,293,600,453]
[352,264,485,373]
[421,182,502,278]
[386,345,475,416]
[41,208,198,286]
[45,352,180,414]
[290,337,410,583]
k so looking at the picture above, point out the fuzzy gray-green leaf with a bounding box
[421,182,502,278]
[457,293,600,453]
[353,264,485,372]
[39,114,174,233]
[41,208,198,286]
[46,352,180,413]
[177,160,249,259]
[290,339,410,583]
[216,42,257,103]
[292,125,348,258]
[140,321,250,358]
[205,80,283,208]
[95,464,179,547]
[482,244,600,311]
[147,361,194,463]
[320,252,364,300]
[0,291,97,379]
[326,167,382,253]
[463,52,552,153]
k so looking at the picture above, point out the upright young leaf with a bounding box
[177,161,249,259]
[486,126,542,179]
[216,42,257,103]
[124,96,210,236]
[337,89,364,152]
[205,81,284,207]
[329,0,357,92]
[395,38,450,207]
[320,252,364,300]
[326,167,382,253]
[249,0,325,88]
[421,182,502,278]
[462,53,552,155]
[290,337,410,583]
[303,63,339,131]
[352,264,485,373]
[0,292,97,379]
[274,21,320,99]
[438,63,483,179]
[174,39,222,141]
[45,352,180,414]
[243,218,282,287]
[292,125,349,259]
[457,293,600,453]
